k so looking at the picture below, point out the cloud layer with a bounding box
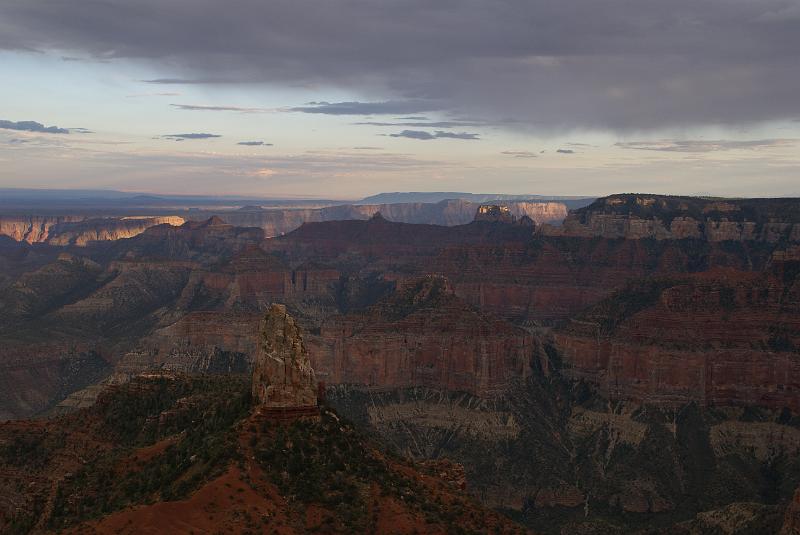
[0,119,69,134]
[616,139,798,152]
[290,101,440,115]
[2,0,798,130]
[163,133,221,140]
[389,130,479,140]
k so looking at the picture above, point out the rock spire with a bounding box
[252,304,317,408]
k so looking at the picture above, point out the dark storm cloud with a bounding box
[237,141,272,146]
[0,119,69,134]
[616,139,798,152]
[556,149,575,154]
[163,133,221,140]
[290,101,440,115]
[1,0,799,130]
[388,130,479,140]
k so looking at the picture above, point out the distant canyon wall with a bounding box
[0,200,568,244]
[216,199,568,236]
[545,194,800,242]
[0,215,185,245]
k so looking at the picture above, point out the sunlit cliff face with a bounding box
[474,204,516,223]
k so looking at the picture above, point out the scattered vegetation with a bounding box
[47,375,250,530]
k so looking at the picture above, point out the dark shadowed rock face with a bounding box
[251,303,317,408]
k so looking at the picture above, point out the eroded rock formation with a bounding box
[251,304,317,408]
[544,193,800,242]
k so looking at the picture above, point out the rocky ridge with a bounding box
[545,194,800,242]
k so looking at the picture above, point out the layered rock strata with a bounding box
[308,276,534,397]
[555,265,800,409]
[545,194,800,242]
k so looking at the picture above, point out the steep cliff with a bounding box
[555,261,800,409]
[0,214,85,243]
[308,276,534,397]
[45,216,185,245]
[0,215,185,245]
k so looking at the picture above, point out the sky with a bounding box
[1,0,799,199]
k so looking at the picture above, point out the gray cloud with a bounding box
[237,140,272,146]
[388,130,479,140]
[142,78,234,84]
[389,130,436,140]
[171,103,272,113]
[556,149,575,154]
[616,139,798,152]
[163,133,221,140]
[501,150,537,158]
[353,120,485,128]
[0,119,69,134]
[434,131,480,140]
[290,100,441,115]
[2,1,800,130]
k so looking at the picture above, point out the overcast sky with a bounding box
[1,0,799,198]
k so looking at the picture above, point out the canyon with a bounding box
[0,193,799,533]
